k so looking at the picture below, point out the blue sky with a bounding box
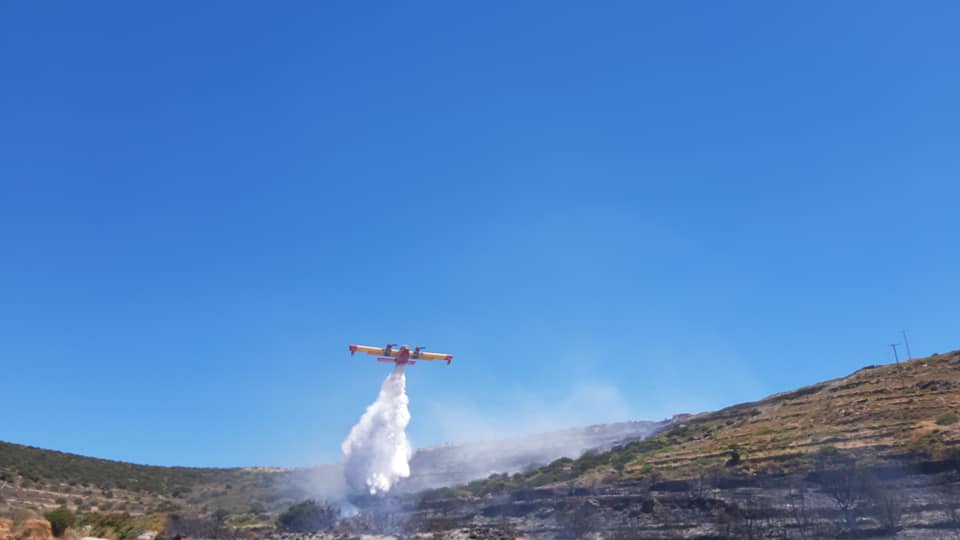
[1,2,958,468]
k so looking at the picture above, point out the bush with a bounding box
[44,507,76,537]
[936,413,958,426]
[725,445,742,467]
[277,500,337,533]
[163,515,223,539]
[80,512,168,540]
[211,509,229,524]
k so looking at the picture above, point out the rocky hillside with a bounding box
[394,350,960,538]
[556,349,960,486]
[410,349,960,499]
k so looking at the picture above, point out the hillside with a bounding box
[402,350,960,538]
[430,350,960,498]
[5,350,960,538]
[0,418,667,519]
[0,442,286,516]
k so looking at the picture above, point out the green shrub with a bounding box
[78,510,163,540]
[44,507,76,537]
[277,500,337,532]
[936,413,958,426]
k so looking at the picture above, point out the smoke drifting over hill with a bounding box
[341,365,412,494]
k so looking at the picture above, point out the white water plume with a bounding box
[341,365,412,494]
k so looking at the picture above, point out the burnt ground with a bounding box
[339,460,960,539]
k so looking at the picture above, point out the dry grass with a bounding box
[609,350,960,481]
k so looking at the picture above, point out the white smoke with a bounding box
[341,365,412,494]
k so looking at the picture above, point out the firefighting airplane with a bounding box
[349,344,454,366]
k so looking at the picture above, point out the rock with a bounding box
[135,533,157,540]
[0,518,13,540]
[15,519,52,540]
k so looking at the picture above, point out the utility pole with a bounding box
[901,330,913,360]
[891,343,905,387]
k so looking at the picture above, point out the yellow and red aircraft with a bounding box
[349,344,453,366]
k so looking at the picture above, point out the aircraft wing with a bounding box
[416,351,454,362]
[349,344,399,357]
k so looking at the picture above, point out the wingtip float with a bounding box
[349,344,453,367]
